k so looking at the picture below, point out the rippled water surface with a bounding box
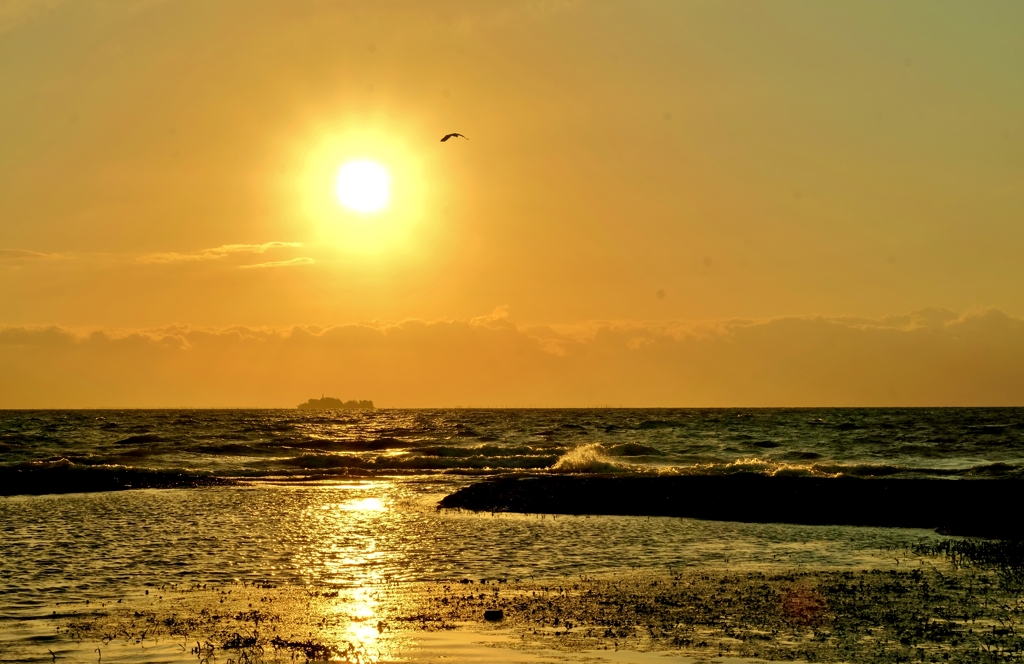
[4,408,1024,483]
[2,481,935,591]
[3,408,1022,662]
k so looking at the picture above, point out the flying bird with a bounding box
[440,133,467,142]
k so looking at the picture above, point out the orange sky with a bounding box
[2,1,1023,406]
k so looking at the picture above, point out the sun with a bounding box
[294,124,430,256]
[335,160,390,213]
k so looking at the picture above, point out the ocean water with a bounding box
[3,408,1024,484]
[2,408,1023,662]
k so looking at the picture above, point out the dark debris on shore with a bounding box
[418,565,1024,663]
[52,544,1024,664]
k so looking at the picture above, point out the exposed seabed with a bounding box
[19,553,1024,664]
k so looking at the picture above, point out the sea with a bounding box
[2,407,1023,662]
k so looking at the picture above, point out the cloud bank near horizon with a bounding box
[1,308,1022,408]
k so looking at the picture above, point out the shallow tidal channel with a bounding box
[2,481,1019,663]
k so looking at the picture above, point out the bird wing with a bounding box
[440,134,451,142]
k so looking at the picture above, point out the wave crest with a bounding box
[551,443,627,473]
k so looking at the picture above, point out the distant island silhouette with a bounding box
[296,396,374,410]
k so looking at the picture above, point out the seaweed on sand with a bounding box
[54,564,1024,664]
[408,568,1024,663]
[912,538,1024,589]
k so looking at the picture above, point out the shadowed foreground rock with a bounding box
[439,474,1024,538]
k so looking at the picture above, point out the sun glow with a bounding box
[295,125,431,256]
[335,160,390,213]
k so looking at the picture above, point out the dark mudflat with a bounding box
[0,466,231,496]
[439,474,1024,539]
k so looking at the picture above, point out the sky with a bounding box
[2,0,1023,407]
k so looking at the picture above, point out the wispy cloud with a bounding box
[0,249,65,261]
[239,257,315,269]
[136,242,302,264]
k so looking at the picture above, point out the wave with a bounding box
[0,459,228,496]
[550,443,631,474]
[115,434,166,445]
[604,442,664,457]
[282,452,559,471]
[636,419,687,430]
[662,457,1024,480]
[5,408,1024,494]
[116,447,165,458]
[0,432,54,444]
[189,443,276,456]
[283,437,417,451]
[415,444,547,458]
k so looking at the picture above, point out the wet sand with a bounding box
[36,552,1024,664]
[440,475,1024,538]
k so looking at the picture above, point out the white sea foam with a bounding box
[550,443,627,473]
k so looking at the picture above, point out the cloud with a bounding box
[0,249,64,261]
[2,308,1024,408]
[238,257,315,269]
[136,242,302,264]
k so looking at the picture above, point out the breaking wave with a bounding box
[550,443,629,474]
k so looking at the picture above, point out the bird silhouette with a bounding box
[440,133,467,142]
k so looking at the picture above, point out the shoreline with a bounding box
[28,561,1024,664]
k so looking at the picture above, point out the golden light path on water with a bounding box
[305,487,389,657]
[269,485,430,660]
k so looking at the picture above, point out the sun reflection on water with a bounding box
[344,586,382,652]
[340,497,387,512]
[293,483,403,660]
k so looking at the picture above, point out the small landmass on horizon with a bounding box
[297,396,374,410]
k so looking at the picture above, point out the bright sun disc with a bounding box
[335,160,390,213]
